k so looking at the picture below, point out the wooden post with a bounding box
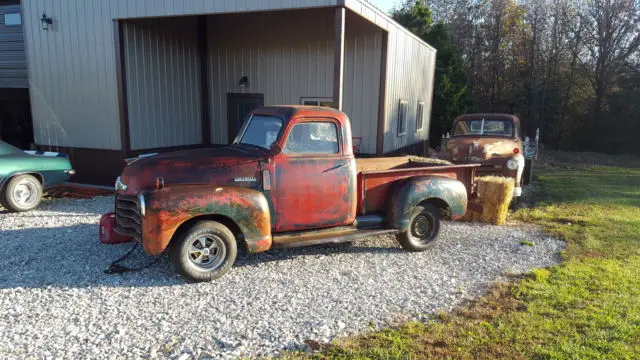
[376,32,388,155]
[198,16,211,145]
[333,6,346,111]
[113,20,131,155]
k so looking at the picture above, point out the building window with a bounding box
[397,99,408,136]
[3,13,22,26]
[284,122,339,154]
[300,97,334,108]
[416,101,425,132]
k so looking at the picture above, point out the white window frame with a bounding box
[3,13,22,26]
[416,101,425,132]
[300,97,334,108]
[397,99,408,136]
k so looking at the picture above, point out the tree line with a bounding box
[392,0,640,154]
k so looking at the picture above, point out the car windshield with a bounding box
[234,115,284,149]
[0,141,21,156]
[453,119,514,137]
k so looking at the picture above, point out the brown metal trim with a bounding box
[376,31,388,155]
[198,16,211,145]
[113,20,131,154]
[333,6,346,111]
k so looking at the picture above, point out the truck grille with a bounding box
[115,194,141,241]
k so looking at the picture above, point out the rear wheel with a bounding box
[396,204,441,252]
[169,221,237,282]
[1,174,43,212]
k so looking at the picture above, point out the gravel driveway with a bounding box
[0,196,564,359]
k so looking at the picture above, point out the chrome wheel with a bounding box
[188,235,227,270]
[12,180,38,207]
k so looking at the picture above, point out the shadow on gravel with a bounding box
[0,224,400,290]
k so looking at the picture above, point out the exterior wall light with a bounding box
[41,13,52,30]
[238,76,249,87]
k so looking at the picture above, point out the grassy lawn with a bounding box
[291,161,640,359]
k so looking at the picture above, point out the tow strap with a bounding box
[104,243,160,274]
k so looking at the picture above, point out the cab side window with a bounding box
[284,122,339,154]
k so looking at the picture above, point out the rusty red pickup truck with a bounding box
[111,106,478,281]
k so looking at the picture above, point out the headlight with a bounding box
[138,194,146,217]
[506,158,519,170]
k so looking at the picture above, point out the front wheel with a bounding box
[396,204,441,252]
[169,221,238,282]
[1,174,43,212]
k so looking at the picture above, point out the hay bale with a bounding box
[407,156,453,166]
[467,176,514,225]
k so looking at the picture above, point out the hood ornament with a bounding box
[124,153,158,166]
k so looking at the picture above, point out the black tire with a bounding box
[396,204,441,252]
[169,221,238,282]
[1,174,43,212]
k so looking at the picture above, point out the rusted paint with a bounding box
[357,164,478,215]
[141,185,271,255]
[388,176,468,232]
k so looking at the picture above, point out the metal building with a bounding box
[17,0,436,185]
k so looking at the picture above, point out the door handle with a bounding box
[323,163,347,173]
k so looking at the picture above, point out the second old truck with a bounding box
[111,106,479,282]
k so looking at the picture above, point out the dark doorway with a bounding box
[227,93,264,143]
[0,88,33,149]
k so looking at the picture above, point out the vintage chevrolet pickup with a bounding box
[111,106,478,281]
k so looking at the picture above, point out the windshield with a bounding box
[453,119,514,137]
[0,141,21,156]
[234,115,284,149]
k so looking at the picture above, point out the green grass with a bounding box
[519,240,534,247]
[286,163,640,359]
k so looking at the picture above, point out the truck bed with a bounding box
[355,156,479,215]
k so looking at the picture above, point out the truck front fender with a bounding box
[141,186,271,255]
[389,176,468,232]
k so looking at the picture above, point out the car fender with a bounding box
[141,185,272,255]
[388,176,468,232]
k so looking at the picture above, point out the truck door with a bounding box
[272,119,353,232]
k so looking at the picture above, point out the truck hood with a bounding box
[446,136,522,161]
[118,146,265,194]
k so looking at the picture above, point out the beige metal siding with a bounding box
[0,4,27,88]
[343,10,382,154]
[21,0,337,150]
[383,25,436,153]
[207,9,335,144]
[123,18,202,150]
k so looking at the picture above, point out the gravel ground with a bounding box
[0,196,564,359]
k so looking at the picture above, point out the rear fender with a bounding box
[389,176,468,232]
[142,186,271,255]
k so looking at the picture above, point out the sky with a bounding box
[365,0,403,13]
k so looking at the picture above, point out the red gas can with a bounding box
[99,212,133,244]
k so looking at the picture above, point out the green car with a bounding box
[0,141,75,212]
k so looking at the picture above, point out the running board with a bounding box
[272,228,398,249]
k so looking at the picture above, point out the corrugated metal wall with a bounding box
[21,0,337,150]
[207,8,382,153]
[383,25,436,153]
[207,9,334,144]
[344,0,437,153]
[343,10,382,154]
[0,4,28,88]
[122,18,202,151]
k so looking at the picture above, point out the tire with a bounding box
[396,204,441,252]
[1,174,43,212]
[169,221,238,282]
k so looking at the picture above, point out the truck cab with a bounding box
[442,113,526,198]
[113,106,477,281]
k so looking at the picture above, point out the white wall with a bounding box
[123,17,202,150]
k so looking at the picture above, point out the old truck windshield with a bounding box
[453,119,514,137]
[236,115,284,149]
